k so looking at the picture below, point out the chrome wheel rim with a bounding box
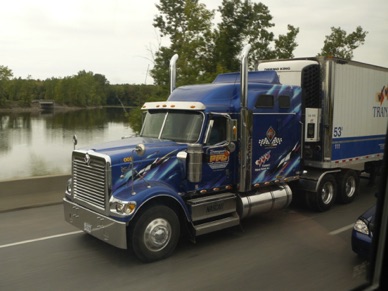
[143,218,172,252]
[321,182,334,204]
[345,176,356,198]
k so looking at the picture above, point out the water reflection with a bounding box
[0,108,134,181]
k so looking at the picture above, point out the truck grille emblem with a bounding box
[84,153,91,166]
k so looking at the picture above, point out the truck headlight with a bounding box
[109,197,136,215]
[353,219,369,235]
[116,202,136,214]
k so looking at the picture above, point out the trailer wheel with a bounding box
[307,174,337,212]
[337,170,359,204]
[130,205,180,263]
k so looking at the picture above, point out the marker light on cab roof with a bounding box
[142,101,206,110]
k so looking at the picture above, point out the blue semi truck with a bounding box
[64,45,388,262]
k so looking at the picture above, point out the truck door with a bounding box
[199,115,236,191]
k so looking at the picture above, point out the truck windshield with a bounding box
[141,110,203,143]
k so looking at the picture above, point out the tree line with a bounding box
[0,0,368,108]
[0,67,166,108]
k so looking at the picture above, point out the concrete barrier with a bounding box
[0,174,71,212]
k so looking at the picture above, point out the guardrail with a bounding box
[0,174,70,212]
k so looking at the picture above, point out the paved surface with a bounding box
[0,175,70,212]
[0,175,378,290]
[0,190,374,290]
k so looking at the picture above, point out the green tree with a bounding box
[16,77,36,106]
[318,26,368,60]
[151,0,300,86]
[51,71,109,106]
[273,25,300,59]
[108,84,126,106]
[149,46,175,87]
[44,78,60,101]
[0,65,13,106]
[128,108,143,133]
[151,0,215,87]
[214,0,253,72]
[238,1,276,65]
[0,65,13,81]
[215,1,299,70]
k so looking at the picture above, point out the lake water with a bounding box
[0,108,135,181]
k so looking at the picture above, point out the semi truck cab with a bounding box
[64,45,387,262]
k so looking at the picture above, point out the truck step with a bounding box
[187,192,237,222]
[193,212,240,236]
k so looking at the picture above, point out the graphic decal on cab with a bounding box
[258,126,283,148]
[207,149,230,170]
[255,150,271,170]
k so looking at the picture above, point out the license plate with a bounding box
[84,222,92,233]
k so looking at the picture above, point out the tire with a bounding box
[337,170,359,204]
[307,174,337,212]
[130,205,180,263]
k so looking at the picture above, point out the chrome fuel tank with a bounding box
[238,184,292,219]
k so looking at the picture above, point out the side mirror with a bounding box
[227,119,238,142]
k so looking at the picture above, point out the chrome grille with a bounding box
[72,151,110,211]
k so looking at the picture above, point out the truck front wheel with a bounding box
[130,205,180,263]
[307,174,337,212]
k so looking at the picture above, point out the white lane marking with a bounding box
[0,223,355,248]
[329,223,354,235]
[0,230,83,249]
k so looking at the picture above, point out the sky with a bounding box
[1,0,387,85]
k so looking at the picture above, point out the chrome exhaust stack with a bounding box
[240,44,251,109]
[238,44,252,193]
[170,54,179,94]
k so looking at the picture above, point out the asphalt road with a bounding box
[0,177,377,291]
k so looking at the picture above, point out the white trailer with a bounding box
[259,57,388,211]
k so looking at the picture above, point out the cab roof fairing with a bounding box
[166,83,239,113]
[213,70,281,85]
[165,70,283,113]
[144,83,297,113]
[165,83,276,113]
[143,70,297,113]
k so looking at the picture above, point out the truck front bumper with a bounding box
[63,198,128,249]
